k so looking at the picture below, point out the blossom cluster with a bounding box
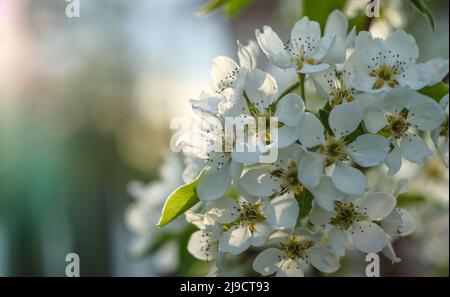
[140,11,449,276]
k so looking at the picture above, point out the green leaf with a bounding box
[157,170,205,227]
[302,0,346,31]
[296,190,314,219]
[418,82,449,102]
[397,193,426,206]
[197,0,233,15]
[224,0,254,17]
[410,0,435,31]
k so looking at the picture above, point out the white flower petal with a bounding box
[188,230,218,261]
[237,40,258,71]
[266,194,299,230]
[256,26,293,68]
[400,134,432,165]
[210,56,239,92]
[245,69,277,109]
[363,105,388,133]
[310,176,345,211]
[324,10,348,40]
[206,197,239,224]
[219,225,252,255]
[328,227,350,256]
[385,30,419,64]
[297,152,326,188]
[329,102,362,137]
[275,93,304,126]
[253,248,283,276]
[356,192,396,220]
[351,221,390,254]
[348,134,390,167]
[240,169,279,197]
[331,162,366,196]
[396,208,416,236]
[276,259,304,277]
[277,125,300,148]
[385,144,402,175]
[407,100,446,131]
[424,58,449,85]
[305,245,340,273]
[197,162,231,201]
[252,222,273,246]
[297,113,325,148]
[309,203,335,225]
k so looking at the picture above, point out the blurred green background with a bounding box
[0,0,448,276]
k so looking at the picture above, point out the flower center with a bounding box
[279,235,313,261]
[369,65,399,89]
[329,89,355,106]
[329,202,367,230]
[231,201,266,232]
[272,160,304,196]
[319,135,348,165]
[383,112,410,139]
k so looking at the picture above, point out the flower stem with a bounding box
[298,73,306,101]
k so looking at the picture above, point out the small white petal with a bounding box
[309,203,335,225]
[356,192,396,220]
[256,26,293,68]
[305,245,340,273]
[275,93,304,126]
[363,105,388,133]
[424,58,449,85]
[310,176,345,211]
[396,208,416,236]
[385,144,402,175]
[348,134,390,167]
[352,221,390,254]
[252,222,274,247]
[188,230,218,261]
[266,194,299,230]
[331,162,366,196]
[329,102,362,137]
[253,248,284,276]
[206,197,239,224]
[297,152,326,188]
[240,169,279,197]
[219,225,252,255]
[407,100,446,131]
[400,134,432,165]
[197,162,231,201]
[328,227,350,256]
[276,259,304,277]
[297,113,325,148]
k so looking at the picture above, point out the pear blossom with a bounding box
[323,10,356,63]
[207,40,259,96]
[240,145,345,211]
[431,94,449,166]
[380,179,416,263]
[296,117,390,196]
[349,30,444,92]
[310,190,396,255]
[256,16,338,73]
[312,60,381,136]
[253,228,340,277]
[363,88,446,174]
[145,9,446,277]
[203,195,299,255]
[178,98,243,201]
